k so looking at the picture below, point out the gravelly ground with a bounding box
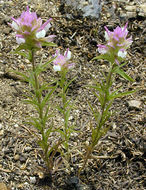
[0,0,145,189]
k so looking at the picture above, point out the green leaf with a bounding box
[28,118,42,131]
[109,90,136,99]
[12,51,29,59]
[63,98,73,109]
[86,85,102,93]
[14,44,33,52]
[64,76,77,92]
[114,68,134,82]
[35,57,56,77]
[42,42,57,47]
[23,99,40,112]
[92,53,114,63]
[8,70,29,82]
[88,101,101,122]
[107,87,123,101]
[58,129,66,137]
[41,86,56,109]
[119,62,127,68]
[92,91,104,106]
[44,127,53,143]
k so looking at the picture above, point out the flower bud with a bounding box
[53,49,75,72]
[9,6,55,49]
[97,23,132,64]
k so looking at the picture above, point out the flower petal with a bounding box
[104,31,109,41]
[11,21,19,30]
[118,50,127,58]
[38,18,52,32]
[16,37,25,44]
[36,30,46,38]
[44,35,56,42]
[97,45,108,54]
[64,49,71,60]
[53,65,61,71]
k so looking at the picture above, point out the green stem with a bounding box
[60,71,70,161]
[93,64,114,146]
[31,49,50,172]
[79,64,115,176]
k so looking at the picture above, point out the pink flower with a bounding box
[97,45,108,54]
[104,22,132,49]
[53,49,75,71]
[9,6,55,49]
[97,23,132,63]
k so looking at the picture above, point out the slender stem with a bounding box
[31,50,43,119]
[78,146,92,177]
[79,64,114,176]
[31,49,51,172]
[60,71,70,161]
[93,64,114,146]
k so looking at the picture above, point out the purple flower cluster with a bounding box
[97,23,132,64]
[9,6,55,49]
[53,49,75,72]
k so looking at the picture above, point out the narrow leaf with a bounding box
[109,90,136,99]
[42,42,57,47]
[114,68,134,82]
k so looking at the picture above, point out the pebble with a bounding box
[0,123,3,129]
[65,0,102,18]
[125,5,136,12]
[126,11,136,18]
[0,183,8,190]
[24,182,29,186]
[3,28,11,35]
[0,71,4,77]
[14,154,20,161]
[139,4,146,17]
[14,124,19,128]
[30,176,36,184]
[19,156,27,163]
[69,116,73,120]
[24,146,32,152]
[0,130,4,136]
[127,100,142,109]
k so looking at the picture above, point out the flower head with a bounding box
[9,6,55,49]
[97,23,132,64]
[53,49,75,72]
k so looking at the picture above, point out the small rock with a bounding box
[14,124,19,128]
[19,156,27,163]
[17,184,24,189]
[127,100,142,109]
[0,72,4,77]
[69,116,73,120]
[30,176,36,184]
[138,4,146,17]
[0,130,4,136]
[0,183,8,190]
[125,6,136,12]
[3,148,11,154]
[24,146,32,152]
[14,154,20,161]
[126,11,136,18]
[3,28,11,35]
[38,171,44,179]
[24,182,29,186]
[106,13,111,18]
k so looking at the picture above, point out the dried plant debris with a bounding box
[0,0,145,189]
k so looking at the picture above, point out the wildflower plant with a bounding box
[9,6,61,177]
[9,6,136,181]
[79,23,135,174]
[52,49,76,163]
